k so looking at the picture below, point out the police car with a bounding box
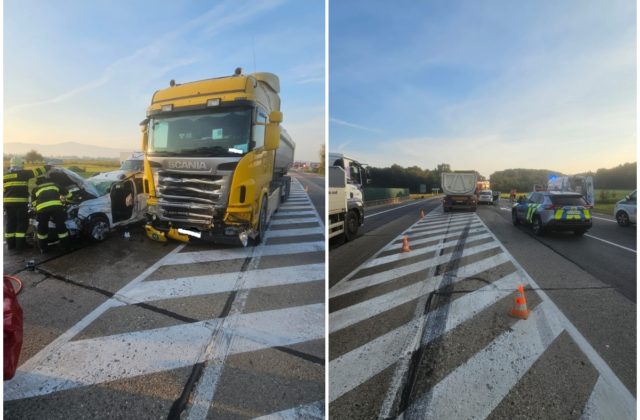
[512,191,592,236]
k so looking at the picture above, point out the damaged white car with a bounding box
[32,167,147,242]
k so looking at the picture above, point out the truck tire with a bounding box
[253,196,268,245]
[344,210,359,241]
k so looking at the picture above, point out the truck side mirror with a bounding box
[264,123,280,151]
[140,119,149,151]
[269,111,283,124]
[264,111,283,151]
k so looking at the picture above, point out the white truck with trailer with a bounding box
[442,172,478,212]
[328,153,367,241]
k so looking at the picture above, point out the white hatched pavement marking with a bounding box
[252,400,324,419]
[163,241,324,265]
[473,214,636,417]
[265,227,324,238]
[330,252,514,333]
[382,226,488,250]
[581,375,635,419]
[331,205,635,418]
[400,302,564,419]
[5,304,323,401]
[6,175,326,418]
[362,232,493,269]
[407,221,483,238]
[329,272,521,401]
[120,264,325,304]
[270,216,318,225]
[186,177,324,419]
[329,241,501,298]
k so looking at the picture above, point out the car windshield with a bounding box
[120,160,143,171]
[481,190,492,194]
[551,195,587,206]
[148,107,252,157]
[87,179,113,196]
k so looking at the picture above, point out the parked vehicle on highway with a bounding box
[512,191,592,236]
[614,190,636,226]
[32,167,147,242]
[442,172,477,212]
[141,68,294,246]
[328,153,367,241]
[478,189,493,204]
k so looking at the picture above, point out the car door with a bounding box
[516,193,535,222]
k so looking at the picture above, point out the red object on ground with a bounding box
[4,275,24,380]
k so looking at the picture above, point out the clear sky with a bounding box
[329,0,636,178]
[4,0,325,162]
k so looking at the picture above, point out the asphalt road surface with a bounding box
[329,198,636,419]
[4,178,325,419]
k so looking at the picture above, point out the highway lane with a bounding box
[290,169,325,224]
[492,200,636,302]
[4,179,325,419]
[329,199,636,418]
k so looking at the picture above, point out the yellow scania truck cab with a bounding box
[141,68,295,245]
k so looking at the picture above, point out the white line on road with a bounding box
[364,199,431,219]
[5,304,324,401]
[330,272,521,402]
[475,214,637,417]
[591,216,617,223]
[253,400,324,419]
[401,302,564,419]
[584,234,636,253]
[329,241,501,299]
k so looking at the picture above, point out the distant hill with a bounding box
[4,142,134,159]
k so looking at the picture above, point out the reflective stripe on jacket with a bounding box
[3,167,46,203]
[32,182,69,212]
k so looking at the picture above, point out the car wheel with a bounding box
[574,229,586,236]
[86,215,110,242]
[616,211,630,227]
[512,210,520,226]
[531,216,544,236]
[253,196,268,245]
[344,210,359,241]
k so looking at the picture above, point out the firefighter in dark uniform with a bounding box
[3,157,48,251]
[32,175,73,252]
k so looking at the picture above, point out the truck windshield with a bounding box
[148,108,252,157]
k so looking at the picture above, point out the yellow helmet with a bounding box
[9,156,25,169]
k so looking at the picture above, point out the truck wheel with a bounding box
[531,216,544,236]
[344,210,359,241]
[512,211,520,226]
[616,211,630,226]
[86,214,110,242]
[253,196,268,245]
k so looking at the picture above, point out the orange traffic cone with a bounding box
[510,284,529,320]
[420,210,425,219]
[401,235,411,253]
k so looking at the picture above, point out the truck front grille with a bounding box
[156,171,231,226]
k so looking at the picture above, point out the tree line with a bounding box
[367,163,485,193]
[366,162,636,193]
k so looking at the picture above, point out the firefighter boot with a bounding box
[60,236,71,252]
[6,235,16,250]
[15,237,32,252]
